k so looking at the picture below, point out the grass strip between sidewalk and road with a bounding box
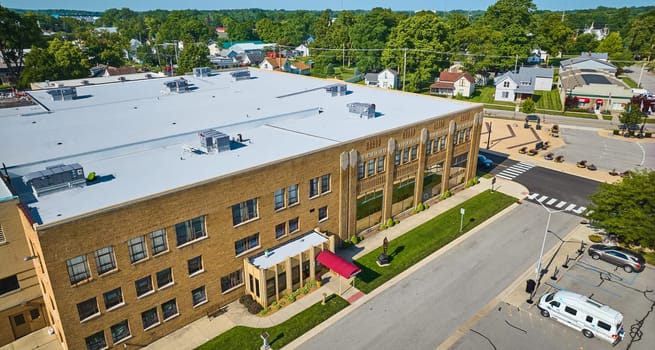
[354,190,516,294]
[196,294,349,350]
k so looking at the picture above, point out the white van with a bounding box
[538,290,624,345]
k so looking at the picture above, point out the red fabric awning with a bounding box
[577,97,590,103]
[595,99,604,104]
[316,250,361,279]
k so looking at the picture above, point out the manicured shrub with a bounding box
[613,129,620,135]
[247,301,263,314]
[589,234,603,243]
[646,132,652,138]
[386,218,395,227]
[239,294,254,306]
[350,235,359,245]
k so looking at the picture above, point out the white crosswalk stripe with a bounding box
[495,162,535,180]
[526,193,587,216]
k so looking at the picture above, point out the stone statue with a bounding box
[377,237,390,266]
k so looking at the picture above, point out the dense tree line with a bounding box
[1,1,654,90]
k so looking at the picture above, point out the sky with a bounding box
[1,0,653,12]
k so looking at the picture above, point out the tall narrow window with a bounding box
[94,246,116,275]
[175,216,206,246]
[288,184,299,205]
[318,206,328,222]
[232,199,258,226]
[156,268,173,289]
[411,145,418,161]
[66,255,91,284]
[187,256,203,276]
[394,150,400,166]
[192,286,207,306]
[149,229,168,255]
[275,222,286,239]
[288,217,299,233]
[440,136,446,151]
[127,236,147,263]
[309,177,320,197]
[367,159,375,176]
[426,140,433,154]
[465,128,471,142]
[377,156,385,173]
[402,148,410,163]
[357,163,365,179]
[320,174,331,193]
[274,188,285,210]
[0,224,5,243]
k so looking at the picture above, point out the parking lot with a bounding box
[450,243,654,350]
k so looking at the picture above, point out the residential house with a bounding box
[474,71,494,87]
[294,44,310,57]
[447,62,465,73]
[289,61,311,75]
[429,71,476,97]
[259,57,291,72]
[494,66,554,102]
[364,73,378,86]
[215,27,228,39]
[559,69,632,112]
[527,49,548,64]
[377,69,398,89]
[582,23,609,41]
[239,50,265,66]
[560,53,616,74]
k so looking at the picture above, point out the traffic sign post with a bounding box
[491,176,496,192]
[459,208,465,232]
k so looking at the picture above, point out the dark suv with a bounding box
[588,244,646,273]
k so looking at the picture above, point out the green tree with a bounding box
[325,63,334,76]
[0,7,43,83]
[349,8,400,73]
[535,13,574,57]
[79,31,127,67]
[177,43,211,75]
[479,0,536,65]
[19,37,89,86]
[619,103,645,130]
[625,10,655,60]
[521,97,536,114]
[588,170,655,248]
[596,32,630,61]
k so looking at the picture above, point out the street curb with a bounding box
[282,202,521,350]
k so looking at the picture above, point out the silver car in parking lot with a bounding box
[588,244,646,273]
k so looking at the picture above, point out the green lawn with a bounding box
[354,190,516,293]
[533,90,562,111]
[196,294,349,350]
[621,76,638,88]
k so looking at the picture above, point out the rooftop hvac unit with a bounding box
[193,67,212,77]
[22,163,86,197]
[347,102,376,119]
[230,70,250,81]
[163,78,189,93]
[324,83,347,96]
[199,129,230,153]
[47,87,77,101]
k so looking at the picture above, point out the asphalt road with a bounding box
[296,203,580,350]
[623,64,655,93]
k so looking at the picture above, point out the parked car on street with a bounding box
[588,244,646,273]
[478,154,493,168]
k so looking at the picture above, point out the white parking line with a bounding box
[565,204,576,211]
[555,201,567,208]
[538,195,548,203]
[527,193,540,200]
[546,198,558,205]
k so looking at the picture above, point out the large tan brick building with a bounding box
[0,68,482,349]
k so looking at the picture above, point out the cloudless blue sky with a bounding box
[2,0,653,12]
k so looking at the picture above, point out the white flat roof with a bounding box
[250,231,328,269]
[0,69,479,226]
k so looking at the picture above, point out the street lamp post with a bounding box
[534,201,567,282]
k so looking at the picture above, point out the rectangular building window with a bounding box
[127,236,147,263]
[77,297,99,321]
[318,206,328,222]
[235,233,260,255]
[402,148,410,163]
[321,174,331,193]
[110,320,130,344]
[0,224,5,243]
[156,268,173,289]
[440,136,446,151]
[232,198,258,226]
[367,159,375,176]
[309,177,320,197]
[465,128,471,142]
[426,140,433,154]
[502,91,509,98]
[432,139,439,152]
[288,184,299,206]
[411,145,418,161]
[85,331,106,350]
[161,299,178,320]
[192,286,207,306]
[275,222,286,239]
[357,163,365,179]
[289,217,299,233]
[0,275,20,295]
[377,156,385,173]
[66,254,91,285]
[135,276,153,297]
[94,246,116,275]
[394,150,400,166]
[103,287,123,310]
[277,271,287,293]
[274,188,285,210]
[149,229,168,255]
[187,256,203,276]
[175,216,206,246]
[220,269,244,293]
[141,307,159,330]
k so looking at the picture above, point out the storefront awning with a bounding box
[577,97,590,103]
[316,250,361,279]
[595,99,604,104]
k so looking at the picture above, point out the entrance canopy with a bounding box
[316,250,361,278]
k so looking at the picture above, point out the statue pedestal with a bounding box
[376,253,390,267]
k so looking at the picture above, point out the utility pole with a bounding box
[402,48,407,91]
[514,55,518,73]
[637,61,646,88]
[342,43,345,68]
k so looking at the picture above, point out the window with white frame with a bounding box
[110,320,130,344]
[220,269,244,293]
[175,216,206,246]
[402,148,410,163]
[321,174,331,193]
[135,276,153,297]
[77,297,99,321]
[156,268,173,289]
[394,150,400,165]
[274,188,285,210]
[310,176,321,196]
[127,236,147,263]
[288,184,299,206]
[275,222,286,239]
[367,159,375,176]
[187,256,203,276]
[94,246,116,275]
[103,287,123,310]
[318,206,328,222]
[149,229,168,255]
[141,307,159,330]
[161,299,178,320]
[232,199,258,226]
[377,156,385,173]
[426,140,433,154]
[66,254,91,285]
[503,81,510,88]
[289,217,299,233]
[235,233,260,256]
[502,91,509,98]
[192,286,207,306]
[85,331,106,350]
